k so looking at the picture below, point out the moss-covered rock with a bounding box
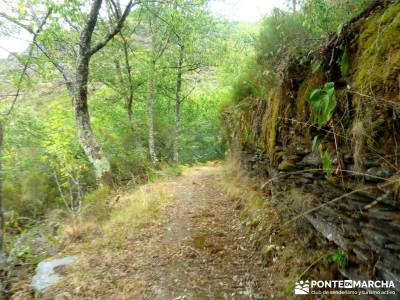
[353,1,400,93]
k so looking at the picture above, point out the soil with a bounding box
[140,166,271,300]
[45,166,272,300]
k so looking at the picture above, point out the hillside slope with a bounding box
[21,166,273,300]
[223,1,400,297]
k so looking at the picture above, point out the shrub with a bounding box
[82,186,113,222]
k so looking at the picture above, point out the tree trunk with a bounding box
[172,45,184,164]
[0,122,6,298]
[146,59,159,165]
[120,34,142,149]
[0,123,3,256]
[74,55,112,186]
[70,0,114,186]
[114,56,141,148]
[1,0,135,187]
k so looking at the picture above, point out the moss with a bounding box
[260,91,281,161]
[353,1,400,93]
[226,1,400,174]
[240,194,265,219]
[296,73,324,133]
[346,2,400,167]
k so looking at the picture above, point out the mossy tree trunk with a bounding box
[71,0,113,186]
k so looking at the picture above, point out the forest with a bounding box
[0,0,399,299]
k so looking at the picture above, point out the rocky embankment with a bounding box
[224,1,400,296]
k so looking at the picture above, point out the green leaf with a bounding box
[309,89,321,102]
[311,60,321,74]
[340,49,350,76]
[336,23,344,35]
[308,82,337,127]
[327,95,337,113]
[311,136,318,152]
[328,250,348,269]
[324,82,334,90]
[322,150,333,176]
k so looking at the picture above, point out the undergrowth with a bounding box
[220,157,341,298]
[7,172,174,299]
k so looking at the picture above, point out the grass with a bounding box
[219,157,335,298]
[102,185,169,247]
[219,157,280,246]
[12,161,336,299]
[62,179,170,249]
[34,179,173,299]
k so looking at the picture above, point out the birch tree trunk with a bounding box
[147,59,159,165]
[1,0,134,186]
[172,45,184,164]
[0,122,6,299]
[73,76,112,186]
[72,0,112,186]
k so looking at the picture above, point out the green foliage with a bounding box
[308,82,336,127]
[321,149,333,177]
[84,186,111,203]
[82,186,112,221]
[302,0,371,37]
[353,1,400,91]
[256,9,312,87]
[311,136,319,152]
[91,87,153,183]
[231,73,258,103]
[327,250,348,269]
[0,0,377,278]
[179,89,226,163]
[340,47,350,76]
[229,0,372,104]
[161,164,183,177]
[7,226,57,265]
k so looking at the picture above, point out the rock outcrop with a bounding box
[224,1,400,296]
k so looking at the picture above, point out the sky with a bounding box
[0,0,287,59]
[209,0,286,22]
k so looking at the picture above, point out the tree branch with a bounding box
[2,8,52,116]
[79,0,103,51]
[0,9,74,85]
[0,12,34,34]
[88,0,134,56]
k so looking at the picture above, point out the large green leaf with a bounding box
[308,82,337,127]
[309,89,321,102]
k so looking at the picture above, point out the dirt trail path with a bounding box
[134,166,270,300]
[44,166,271,300]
